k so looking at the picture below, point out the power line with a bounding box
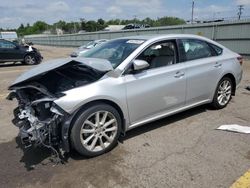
[238,5,244,20]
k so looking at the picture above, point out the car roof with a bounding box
[119,34,210,41]
[117,34,224,48]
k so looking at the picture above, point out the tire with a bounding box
[70,103,122,157]
[211,77,233,109]
[23,54,37,65]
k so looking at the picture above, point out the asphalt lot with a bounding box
[0,45,250,188]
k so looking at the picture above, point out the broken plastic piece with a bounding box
[27,46,33,52]
[217,124,250,134]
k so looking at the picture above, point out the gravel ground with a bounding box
[0,45,250,188]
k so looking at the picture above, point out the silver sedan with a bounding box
[8,34,243,157]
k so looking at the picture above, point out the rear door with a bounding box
[124,40,186,125]
[178,39,223,105]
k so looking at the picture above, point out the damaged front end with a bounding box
[7,58,113,156]
[8,88,64,149]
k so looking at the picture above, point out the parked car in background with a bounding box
[122,24,150,30]
[0,39,43,65]
[8,34,242,158]
[122,24,141,30]
[70,39,109,57]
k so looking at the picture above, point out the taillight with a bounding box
[237,56,243,66]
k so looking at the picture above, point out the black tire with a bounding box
[211,77,233,109]
[23,54,37,65]
[70,103,122,157]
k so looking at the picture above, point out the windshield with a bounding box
[80,39,145,68]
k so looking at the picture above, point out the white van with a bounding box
[0,31,18,41]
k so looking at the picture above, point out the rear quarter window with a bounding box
[208,43,223,56]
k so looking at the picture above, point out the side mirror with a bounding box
[133,60,149,71]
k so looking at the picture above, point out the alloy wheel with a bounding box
[80,111,118,152]
[217,80,232,106]
[25,55,36,64]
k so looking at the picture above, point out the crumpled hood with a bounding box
[10,57,113,87]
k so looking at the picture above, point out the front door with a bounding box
[124,40,186,125]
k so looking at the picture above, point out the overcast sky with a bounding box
[0,0,250,29]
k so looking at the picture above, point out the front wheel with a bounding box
[211,77,233,109]
[23,54,37,65]
[70,103,122,157]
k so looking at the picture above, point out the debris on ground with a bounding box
[217,124,250,134]
[246,86,250,91]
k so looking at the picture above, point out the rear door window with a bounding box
[180,39,214,61]
[0,40,15,49]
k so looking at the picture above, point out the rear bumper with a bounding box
[237,69,243,86]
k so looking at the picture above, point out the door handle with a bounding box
[174,71,185,78]
[214,62,222,68]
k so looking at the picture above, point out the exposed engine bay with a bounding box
[7,60,107,159]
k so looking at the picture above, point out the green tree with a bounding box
[85,20,97,32]
[97,18,105,25]
[32,21,48,32]
[80,18,86,30]
[19,24,25,30]
[106,19,121,25]
[155,17,185,26]
[15,16,186,36]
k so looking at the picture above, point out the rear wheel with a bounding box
[70,103,121,157]
[23,54,37,65]
[211,77,232,109]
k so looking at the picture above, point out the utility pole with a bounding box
[133,15,137,26]
[238,5,244,20]
[191,0,194,24]
[74,22,76,33]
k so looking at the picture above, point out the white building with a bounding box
[103,25,125,31]
[0,31,18,41]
